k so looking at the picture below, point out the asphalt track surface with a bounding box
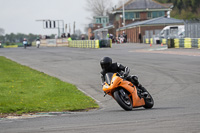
[0,44,200,133]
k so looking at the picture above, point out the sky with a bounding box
[0,0,120,35]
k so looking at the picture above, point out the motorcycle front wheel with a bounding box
[142,87,154,109]
[113,89,132,111]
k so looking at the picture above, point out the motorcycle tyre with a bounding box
[113,89,133,111]
[142,87,154,109]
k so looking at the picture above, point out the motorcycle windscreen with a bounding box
[105,73,114,85]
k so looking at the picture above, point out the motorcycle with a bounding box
[24,43,27,49]
[36,40,40,48]
[102,72,154,111]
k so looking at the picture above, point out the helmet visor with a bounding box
[101,63,110,70]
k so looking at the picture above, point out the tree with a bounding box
[85,0,113,16]
[155,0,200,19]
[0,28,5,36]
[191,0,200,13]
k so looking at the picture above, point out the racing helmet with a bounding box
[100,57,112,70]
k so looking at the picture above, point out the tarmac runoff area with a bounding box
[0,44,200,133]
[130,46,200,57]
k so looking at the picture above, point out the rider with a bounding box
[36,38,40,48]
[23,38,28,47]
[100,57,146,93]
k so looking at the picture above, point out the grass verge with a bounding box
[0,56,98,116]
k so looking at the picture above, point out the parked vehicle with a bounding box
[160,25,185,39]
[102,72,154,111]
[155,25,185,44]
[94,28,111,48]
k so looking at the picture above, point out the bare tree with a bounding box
[85,0,113,16]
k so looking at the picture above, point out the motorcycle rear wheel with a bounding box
[113,89,133,111]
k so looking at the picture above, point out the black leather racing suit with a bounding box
[100,63,140,87]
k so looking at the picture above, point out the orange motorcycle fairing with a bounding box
[102,73,145,108]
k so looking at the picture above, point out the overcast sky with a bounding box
[0,0,120,35]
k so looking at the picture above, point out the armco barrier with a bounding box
[68,40,112,48]
[169,38,200,49]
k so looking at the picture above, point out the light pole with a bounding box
[123,0,125,26]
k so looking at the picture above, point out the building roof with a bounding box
[116,0,172,11]
[117,16,184,31]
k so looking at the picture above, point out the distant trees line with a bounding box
[0,33,55,44]
[0,33,39,43]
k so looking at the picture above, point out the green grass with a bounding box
[0,56,98,115]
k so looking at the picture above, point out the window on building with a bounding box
[125,12,135,20]
[125,13,129,19]
[147,12,152,18]
[96,18,101,23]
[152,11,165,18]
[135,12,140,19]
[130,12,134,19]
[125,12,140,20]
[115,14,120,21]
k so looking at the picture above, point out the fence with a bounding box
[185,20,200,38]
[41,38,68,47]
